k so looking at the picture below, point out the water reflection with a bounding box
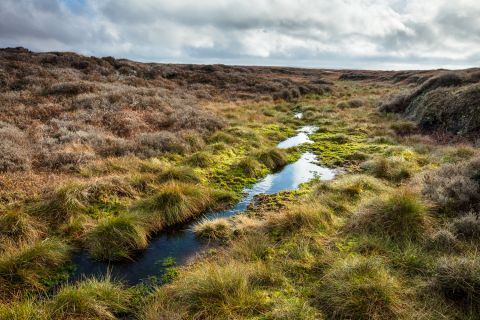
[71,151,333,284]
[277,125,318,149]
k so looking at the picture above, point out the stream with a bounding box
[70,123,335,285]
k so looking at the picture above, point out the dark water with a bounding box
[70,127,334,285]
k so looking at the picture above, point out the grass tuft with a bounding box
[349,190,429,242]
[157,166,200,184]
[253,148,288,170]
[433,256,480,312]
[49,277,131,320]
[0,238,70,296]
[318,257,405,320]
[193,218,232,241]
[87,213,148,261]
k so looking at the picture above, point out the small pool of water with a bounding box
[70,152,334,285]
[277,125,318,149]
[294,112,303,119]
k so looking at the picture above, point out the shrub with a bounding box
[253,148,288,170]
[87,213,148,261]
[349,191,429,242]
[0,122,31,172]
[0,238,70,295]
[427,229,460,252]
[348,99,364,108]
[45,82,94,96]
[336,101,349,109]
[193,218,232,241]
[49,277,131,319]
[433,256,480,311]
[450,212,480,240]
[390,121,417,135]
[422,157,480,214]
[137,131,187,156]
[361,156,416,183]
[318,257,404,320]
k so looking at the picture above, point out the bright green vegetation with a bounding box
[2,80,480,319]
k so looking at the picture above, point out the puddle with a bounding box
[70,152,334,285]
[277,125,318,149]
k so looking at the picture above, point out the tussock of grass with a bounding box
[143,261,279,319]
[317,174,387,199]
[0,299,45,320]
[87,213,148,261]
[135,182,218,232]
[361,156,416,183]
[265,202,334,235]
[0,238,70,296]
[185,151,213,168]
[49,277,131,320]
[234,157,264,178]
[193,218,232,241]
[318,257,405,320]
[0,211,45,244]
[433,256,480,312]
[29,178,137,222]
[157,166,200,184]
[253,148,288,170]
[349,191,430,242]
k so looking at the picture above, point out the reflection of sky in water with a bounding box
[294,112,303,119]
[71,151,334,285]
[277,126,318,149]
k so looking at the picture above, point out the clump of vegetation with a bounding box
[143,261,278,319]
[0,299,45,320]
[427,229,460,252]
[0,211,45,244]
[423,157,480,214]
[185,151,213,168]
[361,156,416,183]
[157,166,200,184]
[265,202,334,235]
[433,256,480,312]
[253,148,288,170]
[193,218,232,241]
[349,191,430,242]
[234,157,264,178]
[48,277,132,320]
[0,238,70,296]
[390,120,417,135]
[450,212,480,240]
[87,214,148,261]
[136,182,216,231]
[318,257,405,320]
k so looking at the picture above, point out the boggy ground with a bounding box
[1,51,480,319]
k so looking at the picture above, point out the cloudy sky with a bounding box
[0,0,479,70]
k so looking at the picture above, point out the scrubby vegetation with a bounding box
[1,48,479,319]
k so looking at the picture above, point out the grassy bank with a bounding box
[2,74,480,319]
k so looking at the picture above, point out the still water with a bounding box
[70,127,333,285]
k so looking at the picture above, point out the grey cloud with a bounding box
[0,0,479,69]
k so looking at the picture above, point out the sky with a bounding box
[0,0,479,70]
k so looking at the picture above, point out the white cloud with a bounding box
[0,0,479,69]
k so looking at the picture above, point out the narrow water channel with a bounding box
[70,125,335,285]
